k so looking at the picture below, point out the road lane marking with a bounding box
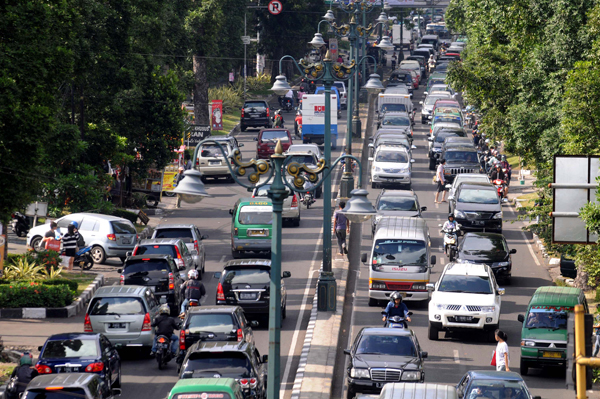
[507,204,541,266]
[454,349,460,364]
[219,255,226,263]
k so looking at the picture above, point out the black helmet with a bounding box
[448,214,455,221]
[390,291,403,302]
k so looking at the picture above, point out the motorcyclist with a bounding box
[273,110,284,128]
[490,163,508,199]
[150,304,180,357]
[294,110,302,137]
[428,54,436,72]
[500,155,512,184]
[179,269,206,315]
[442,214,458,231]
[382,291,411,326]
[299,78,310,93]
[5,353,38,399]
[479,138,489,153]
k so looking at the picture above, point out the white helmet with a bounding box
[188,269,199,279]
[159,304,170,315]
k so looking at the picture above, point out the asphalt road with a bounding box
[334,76,569,399]
[113,105,349,399]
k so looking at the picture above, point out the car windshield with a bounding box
[41,339,99,359]
[24,389,88,399]
[466,380,532,399]
[89,297,145,315]
[201,144,229,157]
[461,235,507,254]
[382,116,410,126]
[438,275,493,294]
[244,102,266,109]
[458,189,500,204]
[381,104,408,113]
[261,131,289,142]
[333,83,344,91]
[182,353,251,378]
[372,239,427,266]
[135,244,177,257]
[378,197,418,211]
[125,260,170,274]
[356,335,416,357]
[111,221,136,234]
[435,133,460,143]
[376,151,408,163]
[425,96,449,105]
[155,228,193,239]
[255,184,291,197]
[525,308,570,330]
[187,313,235,334]
[445,151,478,163]
[287,155,316,165]
[238,205,273,225]
[389,74,411,83]
[224,268,271,284]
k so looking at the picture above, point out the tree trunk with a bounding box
[193,55,210,125]
[574,265,592,290]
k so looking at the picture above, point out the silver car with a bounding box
[151,224,208,274]
[197,136,243,182]
[86,285,160,348]
[129,238,195,273]
[446,173,491,199]
[252,176,301,227]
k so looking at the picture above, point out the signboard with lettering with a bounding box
[188,125,211,145]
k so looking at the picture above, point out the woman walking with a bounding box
[495,329,510,371]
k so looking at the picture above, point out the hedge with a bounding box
[0,279,78,293]
[0,282,73,308]
[112,209,138,224]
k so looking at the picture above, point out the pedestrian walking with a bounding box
[434,159,447,203]
[333,202,349,255]
[391,53,397,71]
[5,353,38,399]
[593,305,600,356]
[175,167,185,208]
[494,329,510,371]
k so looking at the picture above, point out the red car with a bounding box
[255,128,293,159]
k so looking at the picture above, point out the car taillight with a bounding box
[180,330,186,350]
[84,314,93,332]
[241,108,245,118]
[142,313,152,331]
[36,365,52,374]
[237,328,243,342]
[266,108,270,117]
[234,227,238,236]
[239,378,249,388]
[107,234,116,241]
[249,378,257,388]
[194,240,199,253]
[175,245,182,259]
[217,283,225,301]
[85,362,104,372]
[196,158,199,166]
[291,194,298,208]
[120,274,124,285]
[169,272,174,290]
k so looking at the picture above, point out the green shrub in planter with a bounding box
[35,250,62,273]
[0,282,73,308]
[112,209,138,224]
[43,279,79,293]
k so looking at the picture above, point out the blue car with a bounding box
[36,333,121,389]
[457,370,540,399]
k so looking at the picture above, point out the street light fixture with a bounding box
[376,11,389,23]
[271,75,292,96]
[309,32,326,49]
[364,73,385,94]
[171,170,210,204]
[323,9,336,21]
[341,189,377,223]
[377,36,395,51]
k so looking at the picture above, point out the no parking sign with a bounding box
[268,0,282,15]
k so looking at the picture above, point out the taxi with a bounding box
[230,198,273,258]
[168,378,244,399]
[430,112,463,135]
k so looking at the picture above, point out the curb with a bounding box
[0,274,104,319]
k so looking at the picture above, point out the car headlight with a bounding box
[492,261,510,267]
[521,340,535,347]
[454,210,466,218]
[493,211,503,219]
[350,368,370,379]
[399,167,409,173]
[435,304,446,310]
[480,306,495,313]
[374,167,381,172]
[370,281,386,290]
[401,371,421,381]
[412,283,426,290]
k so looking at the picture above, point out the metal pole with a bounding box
[340,34,356,200]
[362,9,367,85]
[400,9,403,54]
[244,12,247,100]
[346,38,355,142]
[575,304,587,399]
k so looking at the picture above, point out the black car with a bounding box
[240,100,271,132]
[36,333,121,389]
[371,189,426,235]
[118,255,184,315]
[344,328,427,398]
[456,232,516,282]
[449,182,502,233]
[24,373,121,399]
[214,259,291,323]
[428,129,466,170]
[387,72,413,94]
[441,146,482,183]
[179,341,267,399]
[441,136,474,151]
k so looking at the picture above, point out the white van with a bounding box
[357,383,457,399]
[361,216,436,306]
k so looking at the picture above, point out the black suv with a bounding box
[440,146,481,184]
[215,259,291,324]
[456,232,516,283]
[344,327,427,398]
[240,100,271,132]
[119,255,184,315]
[428,128,467,170]
[177,305,257,366]
[449,182,502,233]
[179,341,268,399]
[371,189,426,235]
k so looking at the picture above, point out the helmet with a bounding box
[485,139,490,144]
[390,291,403,302]
[448,214,455,220]
[20,352,33,366]
[501,155,507,162]
[495,162,501,168]
[188,269,199,279]
[69,221,79,229]
[159,304,170,315]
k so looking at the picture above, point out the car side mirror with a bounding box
[368,157,374,162]
[430,255,436,265]
[343,349,351,355]
[509,249,517,254]
[411,145,417,149]
[201,234,209,240]
[424,92,428,95]
[229,209,234,215]
[262,355,268,363]
[426,283,435,291]
[253,137,258,141]
[214,272,222,279]
[518,314,525,323]
[126,252,132,257]
[111,388,122,397]
[251,320,259,327]
[38,346,43,352]
[410,159,415,163]
[498,288,505,296]
[282,271,291,278]
[445,184,452,189]
[239,143,245,148]
[117,269,123,274]
[420,351,428,359]
[368,143,374,148]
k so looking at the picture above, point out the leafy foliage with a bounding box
[0,282,73,308]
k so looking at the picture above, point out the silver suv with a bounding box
[151,224,207,274]
[197,136,243,182]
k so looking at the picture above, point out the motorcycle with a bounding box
[492,179,507,201]
[155,335,173,369]
[381,310,413,328]
[440,224,461,261]
[294,111,302,138]
[301,191,315,209]
[279,96,293,112]
[73,246,94,270]
[11,212,29,237]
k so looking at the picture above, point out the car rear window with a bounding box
[378,197,418,211]
[238,205,273,225]
[174,394,231,399]
[111,221,136,234]
[135,244,177,257]
[381,104,408,113]
[244,102,267,109]
[41,339,99,359]
[24,389,88,399]
[287,155,316,165]
[224,268,270,285]
[155,228,194,239]
[201,144,229,157]
[89,297,146,315]
[261,130,290,142]
[125,260,170,273]
[187,314,235,334]
[382,116,410,126]
[182,353,251,378]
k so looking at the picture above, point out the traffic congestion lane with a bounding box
[116,107,347,399]
[340,81,568,399]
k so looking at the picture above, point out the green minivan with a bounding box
[517,286,588,375]
[168,378,243,399]
[230,198,273,258]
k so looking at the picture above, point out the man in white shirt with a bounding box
[434,158,447,203]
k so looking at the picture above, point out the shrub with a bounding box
[7,253,36,267]
[0,282,73,308]
[3,258,46,280]
[112,209,138,224]
[36,251,62,273]
[43,278,78,293]
[209,85,243,114]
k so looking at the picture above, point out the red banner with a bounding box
[211,100,223,130]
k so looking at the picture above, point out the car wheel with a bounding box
[520,358,529,376]
[368,298,378,307]
[30,236,43,252]
[429,158,436,171]
[422,118,426,124]
[91,246,107,264]
[232,249,242,259]
[240,125,247,132]
[371,182,378,189]
[293,218,300,227]
[347,385,357,399]
[113,366,122,388]
[428,322,439,340]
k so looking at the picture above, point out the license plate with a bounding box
[248,230,267,237]
[240,293,257,300]
[542,351,562,358]
[209,160,221,165]
[158,343,169,349]
[386,178,396,182]
[122,238,130,244]
[472,221,484,226]
[250,114,259,118]
[455,316,472,322]
[57,367,79,373]
[109,323,126,329]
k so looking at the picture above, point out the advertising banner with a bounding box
[188,125,211,146]
[162,171,179,192]
[211,100,223,131]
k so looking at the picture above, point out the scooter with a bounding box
[492,179,508,202]
[440,224,461,261]
[11,212,29,237]
[279,96,293,112]
[155,335,173,369]
[381,310,413,328]
[301,191,315,209]
[73,246,94,270]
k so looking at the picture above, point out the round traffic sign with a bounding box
[268,0,282,15]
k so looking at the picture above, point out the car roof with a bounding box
[360,327,414,337]
[237,198,272,205]
[46,333,101,341]
[139,238,183,246]
[187,305,240,315]
[467,370,524,382]
[380,189,417,198]
[93,285,149,297]
[170,378,239,393]
[383,112,410,117]
[463,232,505,241]
[224,259,272,268]
[377,145,410,153]
[530,286,583,307]
[125,254,173,262]
[27,373,99,390]
[191,340,248,353]
[444,146,477,152]
[444,262,489,277]
[155,224,195,229]
[61,213,127,222]
[459,182,496,190]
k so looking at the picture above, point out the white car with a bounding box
[427,263,504,342]
[369,145,415,189]
[333,81,347,109]
[286,143,322,159]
